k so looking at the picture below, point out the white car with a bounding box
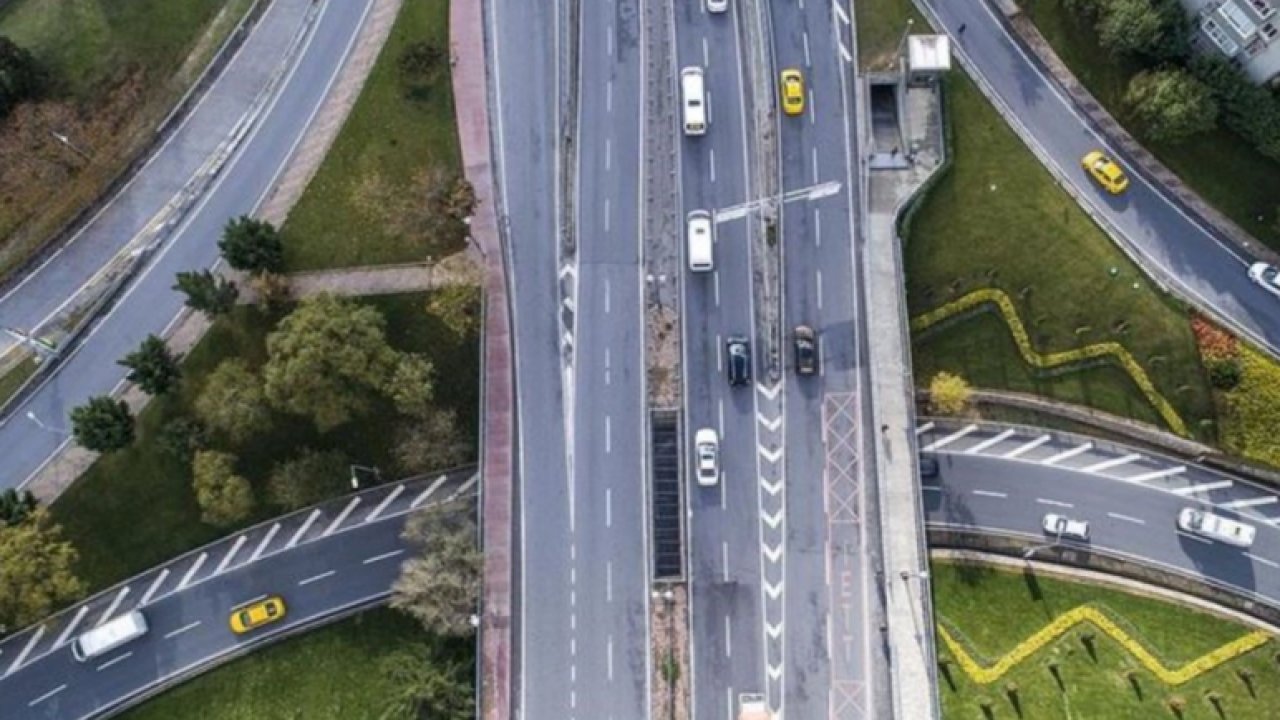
[695,428,719,486]
[1178,507,1256,547]
[1248,262,1280,299]
[1042,513,1089,541]
[687,210,714,272]
[707,0,728,13]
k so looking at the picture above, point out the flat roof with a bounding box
[908,35,952,71]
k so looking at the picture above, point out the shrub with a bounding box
[1207,358,1242,390]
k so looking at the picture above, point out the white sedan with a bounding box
[695,428,719,486]
[1042,513,1090,541]
[1248,262,1280,299]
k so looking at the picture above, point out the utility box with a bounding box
[906,35,952,85]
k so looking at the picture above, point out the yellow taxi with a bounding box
[780,69,805,116]
[1081,150,1129,194]
[230,596,287,634]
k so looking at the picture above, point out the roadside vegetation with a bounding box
[0,0,256,279]
[854,0,927,69]
[934,559,1278,719]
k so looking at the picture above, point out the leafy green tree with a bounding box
[1124,69,1217,143]
[393,409,471,475]
[157,417,208,462]
[427,284,482,337]
[195,359,272,444]
[173,270,238,317]
[191,450,255,527]
[379,645,475,720]
[267,448,350,510]
[1096,0,1188,62]
[386,353,435,418]
[929,372,973,416]
[1190,55,1280,161]
[0,489,38,527]
[0,36,45,120]
[118,334,181,396]
[263,295,398,431]
[218,216,285,275]
[0,509,86,630]
[70,396,134,452]
[391,503,481,637]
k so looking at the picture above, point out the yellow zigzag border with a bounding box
[938,605,1270,686]
[911,288,1188,436]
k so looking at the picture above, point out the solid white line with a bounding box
[324,497,362,536]
[1244,552,1280,569]
[1176,530,1213,545]
[214,535,248,575]
[8,626,45,676]
[1171,480,1232,496]
[724,615,732,657]
[1082,453,1142,474]
[287,509,322,548]
[1003,434,1050,458]
[1221,496,1279,510]
[96,587,131,627]
[972,490,1008,499]
[1036,498,1073,509]
[27,684,65,707]
[411,475,450,508]
[922,424,978,451]
[249,524,281,563]
[1041,442,1093,466]
[164,621,201,640]
[178,553,208,589]
[915,421,935,435]
[1125,466,1187,483]
[964,429,1015,455]
[1108,512,1147,525]
[298,570,336,586]
[366,484,406,522]
[363,549,405,565]
[54,607,90,649]
[96,651,133,672]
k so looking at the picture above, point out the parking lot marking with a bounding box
[922,424,977,451]
[1004,435,1050,458]
[8,626,45,676]
[1082,453,1142,474]
[287,509,322,548]
[1220,496,1278,510]
[915,421,935,435]
[1041,442,1093,466]
[965,429,1015,455]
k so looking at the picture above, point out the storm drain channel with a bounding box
[650,409,684,580]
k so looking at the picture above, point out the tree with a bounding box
[929,372,973,416]
[393,409,472,475]
[191,450,255,527]
[1191,55,1280,162]
[0,488,37,527]
[267,448,350,511]
[249,271,291,312]
[379,645,475,720]
[0,509,86,630]
[1124,69,1217,144]
[1095,0,1187,62]
[70,396,134,452]
[118,334,181,396]
[391,504,482,637]
[173,270,238,317]
[218,216,285,275]
[195,359,272,444]
[263,295,399,431]
[386,353,435,418]
[427,284,482,337]
[158,417,208,462]
[0,36,45,120]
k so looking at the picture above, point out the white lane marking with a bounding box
[605,278,611,314]
[1125,466,1187,484]
[964,429,1015,455]
[1244,552,1280,569]
[324,497,363,536]
[723,541,730,582]
[714,270,721,306]
[606,561,613,603]
[814,207,822,247]
[606,79,612,113]
[178,552,208,589]
[718,398,725,436]
[96,651,132,672]
[1036,498,1074,508]
[710,148,717,183]
[724,615,732,657]
[607,636,614,680]
[839,43,853,63]
[605,346,612,385]
[164,621,201,640]
[716,333,723,372]
[1108,512,1147,525]
[214,535,248,575]
[922,424,978,451]
[287,509,323,548]
[1041,442,1093,466]
[833,1,849,23]
[96,587,131,627]
[8,626,45,676]
[605,415,613,454]
[299,570,337,586]
[1082,453,1142,473]
[803,32,811,67]
[366,485,406,522]
[604,198,611,232]
[232,594,267,611]
[1003,434,1051,458]
[818,334,826,377]
[448,473,479,501]
[27,684,65,707]
[607,26,613,56]
[972,490,1008,499]
[249,524,281,563]
[605,137,612,171]
[1221,496,1279,510]
[758,412,782,432]
[606,488,613,528]
[363,549,405,565]
[703,36,710,66]
[809,89,816,125]
[140,569,171,607]
[811,146,819,182]
[922,485,942,492]
[54,607,90,648]
[720,474,727,508]
[915,421,935,435]
[411,475,450,509]
[816,270,823,309]
[1171,480,1232,496]
[1176,530,1212,545]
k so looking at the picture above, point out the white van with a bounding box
[681,67,707,136]
[71,610,149,662]
[687,210,713,272]
[1178,508,1256,547]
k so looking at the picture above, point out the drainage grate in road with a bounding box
[650,409,684,580]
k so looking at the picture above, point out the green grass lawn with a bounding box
[281,0,463,271]
[933,560,1279,719]
[906,72,1216,439]
[1020,0,1280,250]
[854,0,929,70]
[0,354,38,409]
[50,292,479,592]
[116,608,470,720]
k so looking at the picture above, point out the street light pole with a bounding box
[25,410,68,436]
[349,464,381,490]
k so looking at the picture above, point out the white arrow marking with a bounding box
[765,622,784,640]
[762,510,784,529]
[757,383,782,400]
[761,477,784,495]
[767,663,784,681]
[763,544,783,563]
[764,581,784,600]
[757,413,782,432]
[759,446,784,464]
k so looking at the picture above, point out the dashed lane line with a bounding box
[1244,552,1279,569]
[164,621,201,640]
[363,549,405,565]
[1108,512,1146,525]
[1036,498,1073,508]
[299,570,337,586]
[96,651,132,672]
[27,684,65,707]
[972,490,1008,499]
[287,509,322,548]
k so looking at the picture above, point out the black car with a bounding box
[726,336,751,386]
[794,325,816,375]
[919,455,939,478]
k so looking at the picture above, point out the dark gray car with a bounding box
[726,336,751,386]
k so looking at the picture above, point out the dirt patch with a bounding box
[647,304,681,407]
[650,582,691,720]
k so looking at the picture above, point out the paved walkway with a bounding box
[450,0,515,718]
[234,251,479,303]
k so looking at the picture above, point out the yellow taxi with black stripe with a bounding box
[1081,150,1129,194]
[230,596,287,634]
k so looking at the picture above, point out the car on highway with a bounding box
[1042,513,1090,541]
[707,0,728,12]
[793,325,816,375]
[1177,508,1256,547]
[71,610,148,661]
[726,336,751,386]
[1081,150,1128,194]
[230,595,287,634]
[695,428,720,486]
[780,69,805,116]
[681,67,707,136]
[687,210,714,272]
[1248,262,1280,299]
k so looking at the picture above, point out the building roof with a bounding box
[907,35,952,72]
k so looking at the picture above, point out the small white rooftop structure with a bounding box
[906,35,952,85]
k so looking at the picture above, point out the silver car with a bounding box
[695,428,719,486]
[1248,262,1280,299]
[1042,513,1089,541]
